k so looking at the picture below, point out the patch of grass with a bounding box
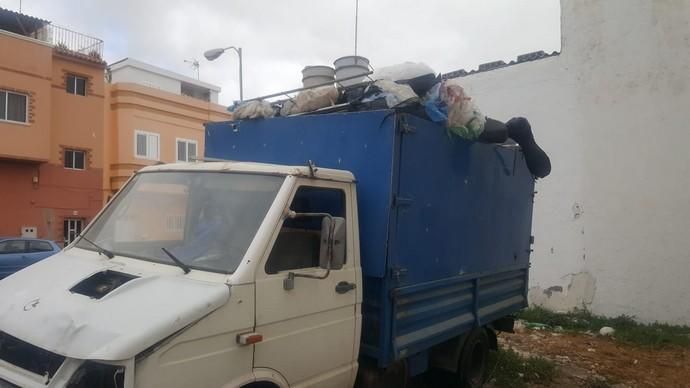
[486,348,557,388]
[517,306,690,348]
[584,376,613,388]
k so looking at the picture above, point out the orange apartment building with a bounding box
[0,9,231,246]
[104,58,231,195]
[0,9,106,246]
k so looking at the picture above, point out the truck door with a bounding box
[254,181,358,387]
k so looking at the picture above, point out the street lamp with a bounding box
[204,46,243,101]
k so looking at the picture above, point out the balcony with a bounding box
[48,24,104,62]
[0,7,103,63]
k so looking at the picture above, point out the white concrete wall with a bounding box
[460,0,690,324]
[110,66,181,95]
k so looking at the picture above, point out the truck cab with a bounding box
[0,162,363,388]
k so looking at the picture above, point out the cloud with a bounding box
[1,0,560,105]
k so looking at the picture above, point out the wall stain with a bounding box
[529,271,596,312]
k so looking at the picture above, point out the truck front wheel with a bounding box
[457,328,490,388]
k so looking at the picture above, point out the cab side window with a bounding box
[265,186,346,274]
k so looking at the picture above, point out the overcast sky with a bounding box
[1,0,561,105]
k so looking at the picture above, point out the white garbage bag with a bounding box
[284,85,339,115]
[362,80,418,108]
[233,100,275,120]
[373,62,435,82]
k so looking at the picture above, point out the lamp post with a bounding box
[204,46,243,101]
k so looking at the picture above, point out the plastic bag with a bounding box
[423,79,486,140]
[233,100,275,120]
[284,85,339,115]
[373,62,435,82]
[373,62,437,96]
[361,80,418,108]
[443,79,486,139]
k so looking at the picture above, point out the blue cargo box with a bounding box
[205,110,535,366]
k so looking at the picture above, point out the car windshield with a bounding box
[77,171,284,273]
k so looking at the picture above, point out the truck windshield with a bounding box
[76,171,284,273]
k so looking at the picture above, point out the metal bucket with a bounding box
[302,65,335,88]
[334,56,370,87]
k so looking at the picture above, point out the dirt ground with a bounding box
[496,327,690,388]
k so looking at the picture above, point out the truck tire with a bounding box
[457,328,489,388]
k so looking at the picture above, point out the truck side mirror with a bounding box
[320,217,346,270]
[283,212,345,291]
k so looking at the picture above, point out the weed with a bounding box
[486,348,557,388]
[517,306,690,348]
[584,376,613,388]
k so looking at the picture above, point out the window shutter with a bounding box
[0,92,5,120]
[148,134,159,160]
[188,142,197,161]
[76,78,86,96]
[66,75,75,94]
[177,140,186,162]
[74,151,85,169]
[136,133,147,157]
[7,93,27,122]
[64,150,73,168]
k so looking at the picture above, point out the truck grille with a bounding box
[0,332,65,380]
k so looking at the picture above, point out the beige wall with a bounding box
[0,30,53,161]
[105,82,231,192]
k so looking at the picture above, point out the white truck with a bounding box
[0,110,536,387]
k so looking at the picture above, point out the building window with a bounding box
[0,90,28,123]
[135,130,160,160]
[64,219,84,246]
[176,138,198,162]
[66,75,87,96]
[181,82,211,102]
[64,149,86,170]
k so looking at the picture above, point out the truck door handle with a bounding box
[335,281,356,294]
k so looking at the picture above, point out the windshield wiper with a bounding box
[161,248,191,274]
[78,235,115,259]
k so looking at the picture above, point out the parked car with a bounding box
[0,237,60,279]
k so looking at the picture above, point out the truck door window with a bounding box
[265,186,346,274]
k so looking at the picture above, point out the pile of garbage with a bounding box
[230,62,551,178]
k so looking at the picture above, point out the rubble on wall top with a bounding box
[442,50,560,79]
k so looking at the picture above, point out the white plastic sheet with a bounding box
[373,62,435,82]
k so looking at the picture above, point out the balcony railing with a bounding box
[34,24,104,62]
